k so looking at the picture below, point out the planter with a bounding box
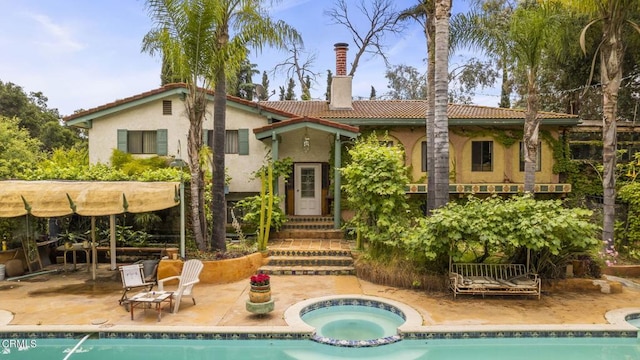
[249,285,271,303]
[165,247,179,260]
[157,252,266,285]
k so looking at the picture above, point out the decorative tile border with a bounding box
[100,331,312,340]
[405,183,572,194]
[298,298,406,321]
[311,334,402,347]
[299,298,406,347]
[0,302,637,344]
[403,330,638,339]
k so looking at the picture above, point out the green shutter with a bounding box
[238,128,249,155]
[157,129,168,155]
[203,130,210,147]
[117,129,128,152]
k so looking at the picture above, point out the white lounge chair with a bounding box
[119,263,155,308]
[157,259,204,314]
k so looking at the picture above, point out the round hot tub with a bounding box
[285,295,422,347]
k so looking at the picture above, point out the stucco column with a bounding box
[333,134,341,229]
[271,132,279,195]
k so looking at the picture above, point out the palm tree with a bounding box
[450,0,515,108]
[509,1,562,193]
[397,0,436,212]
[143,0,299,251]
[560,0,640,251]
[433,0,451,209]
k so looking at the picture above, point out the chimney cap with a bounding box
[334,42,349,48]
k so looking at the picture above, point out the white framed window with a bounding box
[472,141,493,172]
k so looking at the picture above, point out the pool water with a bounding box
[4,337,640,360]
[627,317,640,328]
[301,305,404,341]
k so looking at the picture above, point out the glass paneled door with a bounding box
[294,163,322,215]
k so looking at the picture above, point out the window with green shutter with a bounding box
[238,128,249,155]
[156,129,168,155]
[117,129,167,155]
[117,129,128,152]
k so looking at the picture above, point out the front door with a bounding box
[294,163,322,215]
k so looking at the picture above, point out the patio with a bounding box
[1,260,640,328]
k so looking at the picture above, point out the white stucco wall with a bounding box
[87,95,270,194]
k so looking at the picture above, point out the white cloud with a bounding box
[269,0,313,13]
[27,12,84,52]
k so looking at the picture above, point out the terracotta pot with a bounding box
[249,285,271,303]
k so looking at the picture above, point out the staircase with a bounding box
[258,216,356,276]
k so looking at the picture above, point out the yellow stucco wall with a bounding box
[388,126,560,184]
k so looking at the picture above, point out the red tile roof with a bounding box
[63,83,578,124]
[253,116,359,134]
[261,100,578,120]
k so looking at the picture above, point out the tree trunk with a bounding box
[426,3,436,214]
[211,69,227,252]
[433,0,451,210]
[600,21,624,250]
[186,85,207,251]
[498,61,510,108]
[523,68,540,194]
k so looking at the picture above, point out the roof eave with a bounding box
[321,118,580,127]
[65,87,189,127]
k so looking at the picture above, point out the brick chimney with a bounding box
[334,43,348,76]
[330,42,353,110]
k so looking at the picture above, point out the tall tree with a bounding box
[230,59,260,100]
[325,70,333,100]
[510,1,562,193]
[325,0,405,76]
[259,71,271,100]
[143,0,299,251]
[433,0,451,209]
[285,78,296,100]
[384,64,428,100]
[0,116,43,179]
[0,81,81,151]
[450,0,515,108]
[561,0,640,250]
[397,0,436,212]
[273,41,317,100]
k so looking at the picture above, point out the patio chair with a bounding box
[135,259,159,284]
[118,263,156,308]
[157,259,204,314]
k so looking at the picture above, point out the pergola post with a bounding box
[271,132,279,195]
[333,134,342,229]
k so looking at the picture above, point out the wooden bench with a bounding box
[449,263,541,299]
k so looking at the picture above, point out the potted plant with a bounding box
[248,273,271,303]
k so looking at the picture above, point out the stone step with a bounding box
[286,216,334,223]
[266,255,354,267]
[258,265,356,276]
[270,249,352,257]
[271,229,344,240]
[281,222,334,230]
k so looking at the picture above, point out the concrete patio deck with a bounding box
[1,259,640,329]
[0,239,638,330]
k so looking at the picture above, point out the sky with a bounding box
[0,0,500,117]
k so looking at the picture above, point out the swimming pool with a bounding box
[2,300,638,359]
[3,337,640,359]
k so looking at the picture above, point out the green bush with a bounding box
[405,195,601,276]
[341,133,411,251]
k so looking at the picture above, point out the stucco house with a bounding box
[64,44,579,228]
